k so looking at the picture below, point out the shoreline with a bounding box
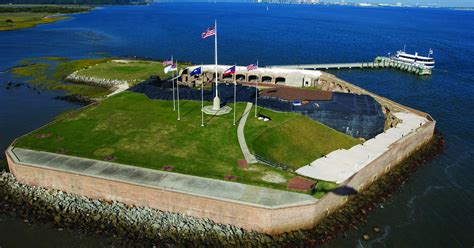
[0,133,444,246]
[0,15,68,32]
[0,5,93,32]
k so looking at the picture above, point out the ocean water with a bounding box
[0,3,473,247]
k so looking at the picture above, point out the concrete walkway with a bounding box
[237,102,258,164]
[8,147,316,208]
[296,112,429,183]
[107,82,129,97]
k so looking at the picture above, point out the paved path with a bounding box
[107,82,129,97]
[8,147,316,208]
[237,102,258,164]
[296,112,429,183]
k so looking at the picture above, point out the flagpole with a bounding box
[176,59,180,121]
[201,64,204,127]
[255,60,258,117]
[233,64,236,126]
[171,55,176,111]
[214,19,218,100]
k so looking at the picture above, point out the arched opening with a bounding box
[223,73,233,81]
[212,73,221,80]
[248,75,259,82]
[236,74,246,82]
[275,77,286,84]
[262,76,273,83]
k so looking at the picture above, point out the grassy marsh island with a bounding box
[0,5,92,31]
[10,57,184,100]
[11,57,113,98]
[72,59,189,87]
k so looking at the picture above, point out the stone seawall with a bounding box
[0,172,279,246]
[310,119,435,222]
[1,131,443,246]
[5,71,436,237]
[5,150,320,235]
[65,72,129,88]
[6,118,435,235]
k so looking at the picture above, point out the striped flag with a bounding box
[247,63,258,71]
[164,63,177,74]
[201,26,216,39]
[162,60,173,66]
[223,66,236,76]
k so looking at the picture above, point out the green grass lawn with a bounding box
[14,91,299,191]
[75,60,188,87]
[245,107,362,170]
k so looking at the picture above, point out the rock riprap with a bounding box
[0,171,302,246]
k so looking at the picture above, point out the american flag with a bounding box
[201,26,216,39]
[162,60,173,66]
[247,64,258,71]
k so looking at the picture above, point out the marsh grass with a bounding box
[10,57,113,98]
[0,12,67,31]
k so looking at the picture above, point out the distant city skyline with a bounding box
[156,0,474,8]
[322,0,474,7]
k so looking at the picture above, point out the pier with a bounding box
[267,56,432,76]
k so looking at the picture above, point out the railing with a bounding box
[267,56,432,76]
[254,154,292,171]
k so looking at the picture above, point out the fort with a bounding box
[5,61,435,236]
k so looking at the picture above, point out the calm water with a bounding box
[1,3,473,247]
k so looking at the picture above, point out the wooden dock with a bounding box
[267,56,432,76]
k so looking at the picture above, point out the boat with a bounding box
[391,47,435,69]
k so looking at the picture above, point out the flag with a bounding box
[201,26,216,39]
[223,66,236,77]
[429,48,434,55]
[170,63,178,71]
[162,60,173,66]
[190,67,202,76]
[247,64,258,71]
[164,63,177,74]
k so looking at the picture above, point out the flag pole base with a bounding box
[202,105,231,116]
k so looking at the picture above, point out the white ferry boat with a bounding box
[391,48,435,69]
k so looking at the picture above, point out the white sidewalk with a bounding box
[296,112,428,183]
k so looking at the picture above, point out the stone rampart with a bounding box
[5,72,436,235]
[6,118,434,235]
